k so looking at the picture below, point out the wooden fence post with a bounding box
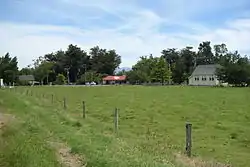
[51,94,54,104]
[114,108,119,134]
[185,122,192,157]
[82,101,86,119]
[63,97,67,109]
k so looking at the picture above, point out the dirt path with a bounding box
[48,141,87,167]
[0,110,86,167]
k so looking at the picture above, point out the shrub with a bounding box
[54,74,66,85]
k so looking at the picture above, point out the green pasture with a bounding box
[0,86,249,167]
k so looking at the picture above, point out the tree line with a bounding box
[19,44,121,85]
[122,42,250,86]
[0,41,250,86]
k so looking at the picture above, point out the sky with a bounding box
[1,0,250,68]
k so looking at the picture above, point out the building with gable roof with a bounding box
[188,64,222,86]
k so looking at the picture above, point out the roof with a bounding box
[103,75,126,81]
[190,64,221,76]
[19,75,35,81]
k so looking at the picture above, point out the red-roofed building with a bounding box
[102,75,127,84]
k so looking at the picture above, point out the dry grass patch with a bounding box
[174,153,231,167]
[48,141,86,167]
[0,112,14,130]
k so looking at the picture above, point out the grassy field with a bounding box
[0,86,250,167]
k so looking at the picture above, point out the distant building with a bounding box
[188,64,221,86]
[102,75,127,84]
[19,75,39,85]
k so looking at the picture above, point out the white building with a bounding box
[188,64,221,86]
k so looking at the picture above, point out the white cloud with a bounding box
[1,17,250,69]
[191,19,250,54]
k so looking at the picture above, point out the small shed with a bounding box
[19,75,38,85]
[19,75,34,81]
[102,75,127,84]
[188,64,220,86]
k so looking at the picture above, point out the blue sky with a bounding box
[1,0,250,68]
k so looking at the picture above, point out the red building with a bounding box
[102,75,127,84]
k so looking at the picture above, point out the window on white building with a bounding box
[209,77,215,81]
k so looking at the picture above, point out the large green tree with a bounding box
[180,47,196,75]
[161,48,179,70]
[90,46,121,75]
[63,44,90,82]
[128,55,155,83]
[0,53,18,84]
[151,57,171,84]
[33,60,54,84]
[216,51,250,86]
[197,41,214,65]
[127,55,171,84]
[214,43,228,63]
[19,67,34,75]
[127,70,148,84]
[44,50,66,82]
[77,71,102,84]
[161,47,196,84]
